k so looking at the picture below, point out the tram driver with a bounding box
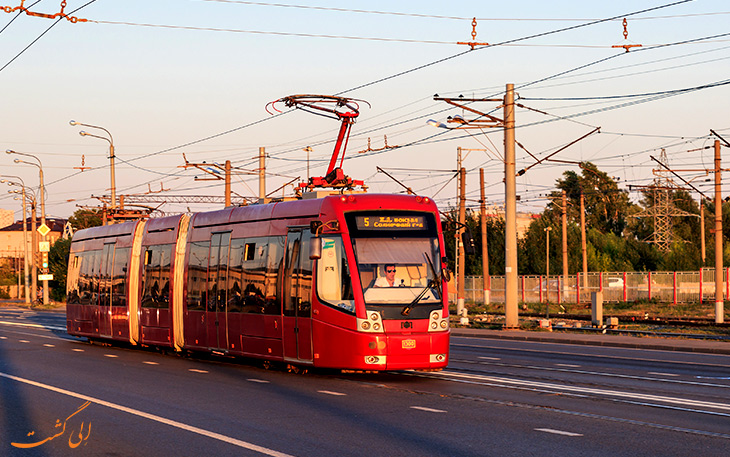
[373,264,404,287]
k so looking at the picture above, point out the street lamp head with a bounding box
[427,119,448,129]
[13,159,20,163]
[69,120,78,126]
[79,131,87,136]
[6,149,14,154]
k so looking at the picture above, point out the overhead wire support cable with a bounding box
[0,0,97,74]
[45,1,697,199]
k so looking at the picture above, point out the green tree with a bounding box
[442,208,505,276]
[68,208,103,230]
[552,162,633,237]
[48,237,71,302]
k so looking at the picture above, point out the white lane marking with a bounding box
[535,428,583,437]
[648,372,679,377]
[424,371,730,412]
[452,357,730,389]
[247,379,270,384]
[0,336,7,339]
[478,356,501,361]
[556,363,580,368]
[72,349,84,352]
[143,361,159,365]
[19,340,30,343]
[0,371,294,457]
[43,344,55,348]
[318,390,346,396]
[104,354,118,358]
[411,406,447,413]
[0,320,66,331]
[189,369,208,374]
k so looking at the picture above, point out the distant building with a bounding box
[0,217,66,259]
[0,209,13,229]
[480,210,538,239]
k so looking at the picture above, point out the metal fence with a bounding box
[451,268,729,304]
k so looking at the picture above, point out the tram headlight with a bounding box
[431,322,438,330]
[361,321,371,330]
[431,311,440,320]
[370,313,379,321]
[373,323,381,331]
[440,320,448,329]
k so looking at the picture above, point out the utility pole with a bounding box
[225,160,231,207]
[21,190,30,305]
[259,147,266,202]
[480,168,490,305]
[713,140,724,324]
[580,190,588,289]
[431,88,515,327]
[504,83,518,328]
[457,166,468,325]
[700,200,706,264]
[562,190,569,305]
[30,200,37,303]
[544,225,551,318]
[179,156,236,208]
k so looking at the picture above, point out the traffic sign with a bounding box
[38,274,53,281]
[37,223,51,237]
[39,241,50,252]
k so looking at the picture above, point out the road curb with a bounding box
[451,328,730,355]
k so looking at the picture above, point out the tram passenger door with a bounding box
[283,229,313,362]
[207,232,231,351]
[98,243,114,337]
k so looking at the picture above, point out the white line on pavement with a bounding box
[535,428,583,437]
[0,371,295,457]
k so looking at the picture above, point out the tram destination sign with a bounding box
[355,215,426,231]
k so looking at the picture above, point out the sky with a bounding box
[1,0,729,221]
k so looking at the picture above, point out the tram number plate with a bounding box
[402,339,416,349]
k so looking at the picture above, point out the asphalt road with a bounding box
[1,307,729,456]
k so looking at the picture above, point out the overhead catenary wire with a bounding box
[27,0,730,209]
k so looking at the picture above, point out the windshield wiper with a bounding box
[401,279,435,316]
[424,252,443,298]
[401,252,442,316]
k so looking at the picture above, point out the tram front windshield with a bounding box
[347,213,442,307]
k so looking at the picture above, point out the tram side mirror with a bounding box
[441,257,451,282]
[309,236,322,260]
[310,220,323,235]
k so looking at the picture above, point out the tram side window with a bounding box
[298,232,313,316]
[228,239,244,313]
[67,253,82,304]
[187,241,209,311]
[284,232,312,318]
[241,239,268,314]
[141,244,172,309]
[78,251,92,305]
[316,236,355,314]
[90,249,102,307]
[112,247,130,308]
[266,236,285,315]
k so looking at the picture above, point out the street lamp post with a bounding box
[6,150,48,306]
[0,176,31,305]
[69,120,116,213]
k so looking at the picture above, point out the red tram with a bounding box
[66,193,450,371]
